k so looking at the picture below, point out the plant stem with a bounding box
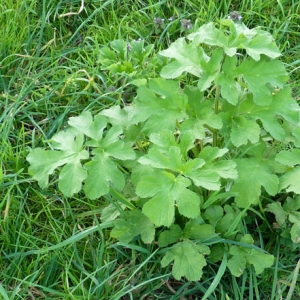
[213,85,221,147]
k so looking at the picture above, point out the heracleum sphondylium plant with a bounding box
[27,19,300,281]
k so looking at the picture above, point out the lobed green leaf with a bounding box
[111,210,155,243]
[227,234,274,276]
[232,157,279,207]
[161,240,210,281]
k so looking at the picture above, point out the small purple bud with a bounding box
[180,19,192,30]
[228,11,242,22]
[154,17,165,25]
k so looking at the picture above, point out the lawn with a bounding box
[1,0,300,299]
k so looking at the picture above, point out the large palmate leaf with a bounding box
[183,147,237,189]
[27,129,89,197]
[227,234,274,277]
[230,116,261,147]
[232,157,279,207]
[27,111,135,198]
[83,125,135,199]
[188,20,281,60]
[225,87,299,144]
[136,171,200,226]
[241,31,282,61]
[84,151,125,199]
[237,58,288,105]
[158,221,216,248]
[132,78,188,133]
[100,105,135,128]
[276,149,300,166]
[161,240,210,281]
[289,214,300,244]
[111,209,155,243]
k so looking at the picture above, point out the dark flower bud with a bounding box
[228,11,242,22]
[154,17,165,26]
[180,19,192,30]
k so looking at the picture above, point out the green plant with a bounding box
[26,18,300,283]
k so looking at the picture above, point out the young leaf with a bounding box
[216,204,242,234]
[136,171,175,198]
[149,129,195,159]
[266,197,300,243]
[265,202,288,227]
[197,147,237,179]
[198,146,228,160]
[188,23,230,53]
[83,124,135,199]
[227,245,248,277]
[246,249,274,275]
[148,77,181,97]
[289,214,300,244]
[183,167,220,190]
[182,87,222,139]
[100,203,126,223]
[283,196,300,212]
[111,210,155,243]
[178,131,196,157]
[159,38,205,78]
[203,205,224,227]
[208,160,238,179]
[149,130,178,151]
[197,48,224,91]
[161,240,210,281]
[182,147,237,189]
[58,163,88,197]
[215,55,239,105]
[27,149,70,189]
[189,20,281,60]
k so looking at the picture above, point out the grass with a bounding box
[1,0,300,298]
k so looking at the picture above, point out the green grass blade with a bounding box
[202,251,227,300]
